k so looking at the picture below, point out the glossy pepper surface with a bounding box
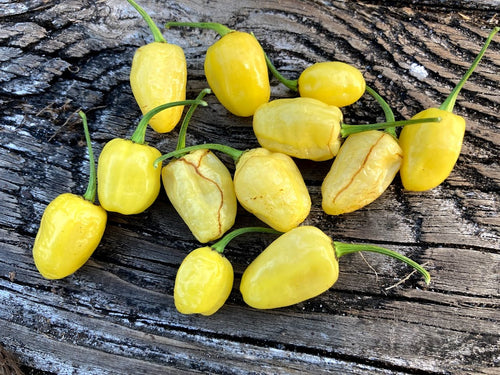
[234,148,311,232]
[98,99,205,215]
[127,0,187,133]
[166,22,270,117]
[298,61,366,107]
[33,112,107,279]
[174,227,279,316]
[399,27,499,191]
[253,97,343,161]
[240,226,430,310]
[321,87,402,215]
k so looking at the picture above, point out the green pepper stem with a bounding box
[334,242,431,285]
[79,111,97,204]
[212,227,281,254]
[165,21,233,37]
[154,143,244,168]
[340,117,441,138]
[176,88,211,151]
[440,27,499,113]
[264,51,299,91]
[365,86,397,138]
[130,99,207,145]
[126,0,166,43]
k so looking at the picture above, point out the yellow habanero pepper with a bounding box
[33,111,107,279]
[399,27,499,191]
[174,227,279,316]
[160,89,237,243]
[265,55,365,107]
[240,226,430,310]
[253,96,440,161]
[127,0,187,133]
[166,21,270,117]
[321,86,403,215]
[98,99,206,215]
[156,145,311,233]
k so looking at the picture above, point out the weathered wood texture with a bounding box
[1,0,499,374]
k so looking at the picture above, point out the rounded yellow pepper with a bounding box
[253,97,343,161]
[240,226,430,310]
[162,149,237,243]
[98,99,206,215]
[33,112,107,279]
[166,22,270,117]
[174,227,279,316]
[399,27,498,191]
[322,130,403,215]
[174,246,234,316]
[298,61,366,107]
[234,148,311,232]
[127,0,187,133]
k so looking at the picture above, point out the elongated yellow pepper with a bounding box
[240,226,430,310]
[33,112,107,279]
[399,27,498,191]
[322,130,402,215]
[166,22,270,117]
[127,0,187,133]
[162,149,237,243]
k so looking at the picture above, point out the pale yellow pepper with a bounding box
[127,0,187,133]
[240,226,430,310]
[162,149,237,243]
[322,130,403,215]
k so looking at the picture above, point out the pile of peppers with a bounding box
[32,0,499,316]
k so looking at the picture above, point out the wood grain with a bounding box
[1,0,499,374]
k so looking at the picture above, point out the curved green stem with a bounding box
[264,52,298,91]
[126,0,166,43]
[165,21,233,37]
[79,111,97,204]
[334,242,430,284]
[154,143,244,168]
[176,88,211,151]
[365,86,397,137]
[440,27,499,112]
[212,227,281,254]
[131,99,207,145]
[340,117,441,138]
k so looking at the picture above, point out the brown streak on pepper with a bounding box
[179,150,224,236]
[330,133,385,205]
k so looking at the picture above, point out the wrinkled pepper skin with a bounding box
[130,42,187,133]
[240,226,337,309]
[298,61,366,108]
[174,247,234,316]
[234,148,311,232]
[33,193,107,279]
[253,97,343,161]
[399,108,465,191]
[97,138,161,215]
[322,130,402,215]
[162,149,237,243]
[204,31,270,117]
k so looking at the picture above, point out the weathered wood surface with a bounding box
[1,0,499,374]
